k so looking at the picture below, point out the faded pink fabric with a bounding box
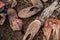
[43,18,60,40]
[11,18,22,31]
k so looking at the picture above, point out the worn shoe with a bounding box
[18,0,43,18]
[7,8,22,31]
[23,20,41,40]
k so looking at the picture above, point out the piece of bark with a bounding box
[0,13,6,25]
[7,8,22,31]
[18,0,43,18]
[22,20,41,40]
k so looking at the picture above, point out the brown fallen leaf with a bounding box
[7,8,22,31]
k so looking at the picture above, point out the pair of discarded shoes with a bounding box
[22,0,59,40]
[8,0,43,31]
[0,0,43,31]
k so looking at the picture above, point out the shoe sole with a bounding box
[23,20,41,40]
